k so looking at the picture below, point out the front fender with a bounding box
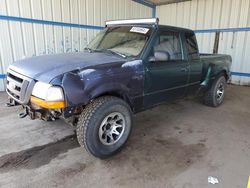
[52,60,144,109]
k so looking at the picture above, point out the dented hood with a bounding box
[8,51,124,83]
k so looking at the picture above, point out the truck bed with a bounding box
[200,53,231,60]
[199,53,232,81]
[200,53,232,65]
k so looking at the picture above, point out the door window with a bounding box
[154,32,183,61]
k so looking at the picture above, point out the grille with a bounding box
[6,69,34,104]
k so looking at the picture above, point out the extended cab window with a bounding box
[185,32,199,60]
[154,32,183,61]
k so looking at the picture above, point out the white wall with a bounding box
[157,0,250,85]
[0,0,152,91]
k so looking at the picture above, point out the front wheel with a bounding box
[76,96,132,158]
[204,75,226,107]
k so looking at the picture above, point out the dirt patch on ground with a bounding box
[24,136,207,188]
[0,135,78,172]
[101,136,207,185]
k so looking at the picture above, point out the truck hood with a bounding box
[8,51,125,83]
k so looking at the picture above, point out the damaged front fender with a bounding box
[50,60,144,116]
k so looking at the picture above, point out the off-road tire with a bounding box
[76,96,132,158]
[204,75,226,107]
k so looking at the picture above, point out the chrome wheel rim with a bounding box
[98,112,125,145]
[216,82,224,101]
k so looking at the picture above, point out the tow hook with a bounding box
[5,98,18,107]
[18,107,29,118]
[19,112,28,118]
[5,102,15,107]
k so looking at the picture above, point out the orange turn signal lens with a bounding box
[30,96,65,109]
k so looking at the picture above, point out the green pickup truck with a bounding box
[6,18,232,158]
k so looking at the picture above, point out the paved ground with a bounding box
[0,85,249,188]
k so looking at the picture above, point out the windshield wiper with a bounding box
[84,47,94,53]
[109,50,127,58]
[88,48,127,58]
[100,49,127,58]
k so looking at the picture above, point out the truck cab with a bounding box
[143,25,202,107]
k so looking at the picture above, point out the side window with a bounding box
[154,32,183,61]
[185,32,199,60]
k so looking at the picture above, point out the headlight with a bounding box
[46,87,64,101]
[32,82,51,100]
[31,81,65,109]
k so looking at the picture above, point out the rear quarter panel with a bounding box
[200,54,232,82]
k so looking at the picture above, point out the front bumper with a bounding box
[15,103,63,121]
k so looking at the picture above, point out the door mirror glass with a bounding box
[149,51,170,62]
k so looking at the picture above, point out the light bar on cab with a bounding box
[105,18,159,26]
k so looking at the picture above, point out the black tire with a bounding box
[204,75,226,107]
[76,96,132,159]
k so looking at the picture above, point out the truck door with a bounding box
[144,30,189,107]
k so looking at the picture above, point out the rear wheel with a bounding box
[204,75,226,107]
[76,96,132,158]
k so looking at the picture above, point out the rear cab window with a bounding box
[184,32,199,60]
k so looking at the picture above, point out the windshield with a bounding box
[87,26,152,57]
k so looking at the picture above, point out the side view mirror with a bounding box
[149,51,170,62]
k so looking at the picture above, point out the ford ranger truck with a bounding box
[6,18,232,158]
